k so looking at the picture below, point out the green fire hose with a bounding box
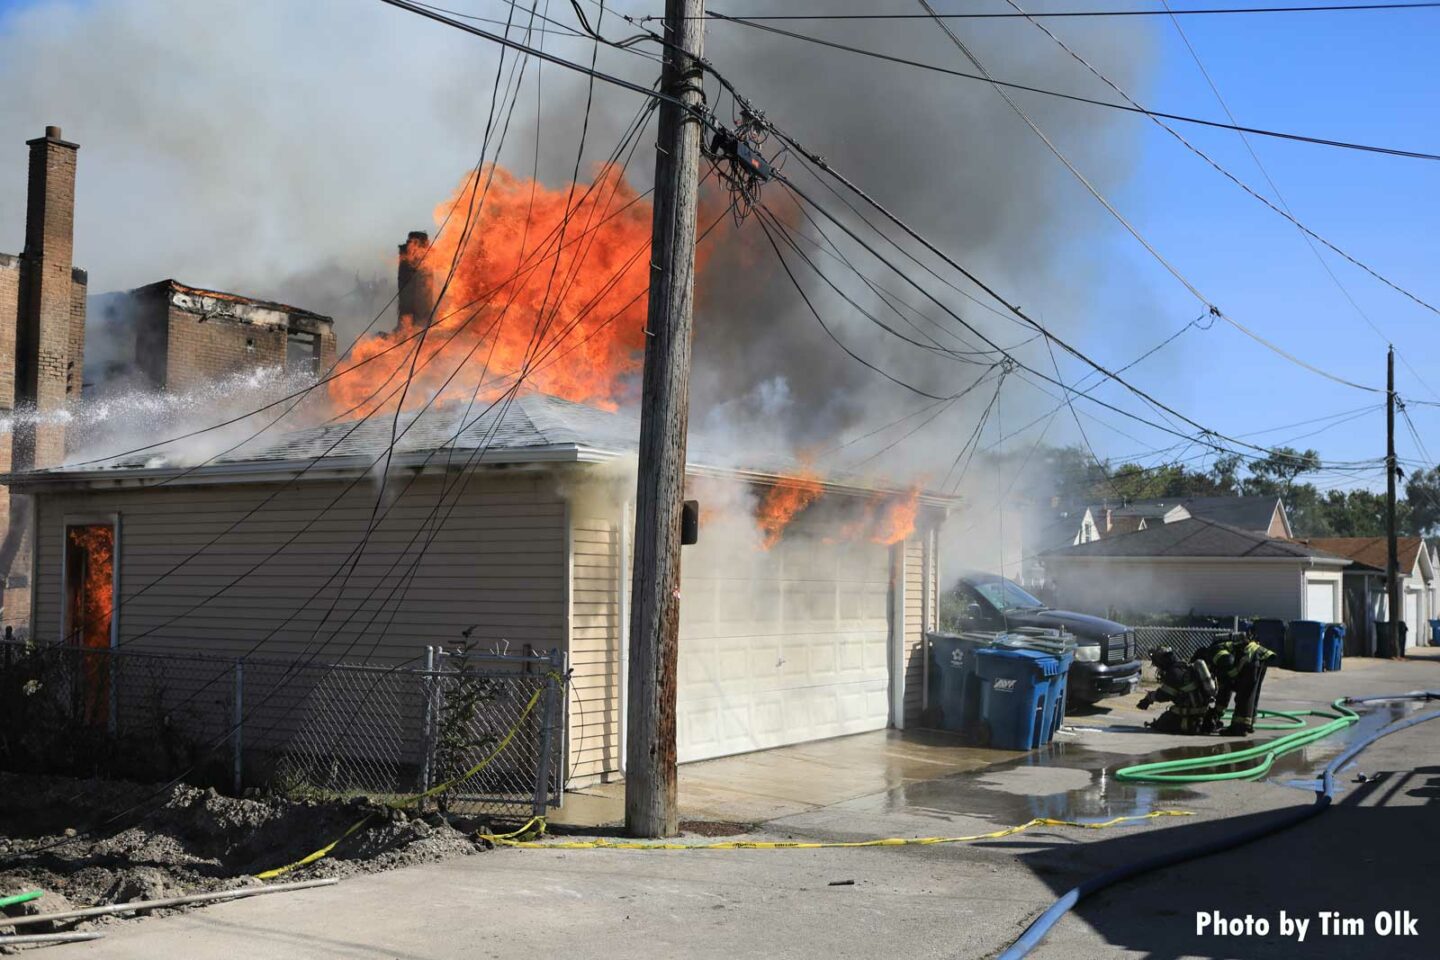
[1115,698,1361,783]
[0,890,43,909]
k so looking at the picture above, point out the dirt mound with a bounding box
[0,773,486,928]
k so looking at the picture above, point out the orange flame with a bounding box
[328,163,657,417]
[755,471,824,549]
[871,486,921,545]
[68,526,114,649]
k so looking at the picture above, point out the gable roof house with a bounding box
[1296,537,1435,652]
[1039,517,1350,624]
[1076,495,1291,544]
[4,392,953,787]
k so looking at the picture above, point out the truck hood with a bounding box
[1003,609,1128,641]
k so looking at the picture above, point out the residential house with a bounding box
[1078,495,1291,543]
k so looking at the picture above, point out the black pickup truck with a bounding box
[951,573,1141,706]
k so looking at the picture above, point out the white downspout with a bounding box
[618,499,631,775]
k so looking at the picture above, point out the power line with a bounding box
[385,0,1379,471]
[1157,0,1440,404]
[693,3,1440,19]
[704,12,1440,162]
[910,0,1381,393]
[1003,0,1440,317]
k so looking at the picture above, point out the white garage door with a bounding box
[1304,579,1337,623]
[676,531,892,763]
[1405,590,1421,646]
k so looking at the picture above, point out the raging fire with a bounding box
[870,486,920,545]
[755,470,824,549]
[329,163,655,416]
[754,472,922,549]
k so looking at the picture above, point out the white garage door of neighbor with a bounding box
[676,533,892,763]
[1405,590,1421,644]
[1304,579,1337,623]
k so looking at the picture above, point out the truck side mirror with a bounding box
[966,602,983,622]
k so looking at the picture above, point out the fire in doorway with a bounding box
[65,524,114,726]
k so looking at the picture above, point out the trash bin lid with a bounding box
[974,647,1064,677]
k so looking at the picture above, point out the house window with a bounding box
[287,330,321,375]
[63,522,117,727]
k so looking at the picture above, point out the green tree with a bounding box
[1405,465,1440,538]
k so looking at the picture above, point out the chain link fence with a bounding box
[0,640,563,819]
[1130,626,1236,662]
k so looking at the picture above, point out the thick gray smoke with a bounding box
[0,0,1160,494]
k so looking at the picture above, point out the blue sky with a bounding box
[0,0,1435,490]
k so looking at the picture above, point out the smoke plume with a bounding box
[0,0,1161,551]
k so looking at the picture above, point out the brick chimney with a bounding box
[14,125,83,469]
[396,230,435,329]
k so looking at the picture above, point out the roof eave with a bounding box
[3,444,961,506]
[1040,554,1351,566]
[1,443,595,491]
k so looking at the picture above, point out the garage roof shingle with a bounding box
[1041,516,1348,562]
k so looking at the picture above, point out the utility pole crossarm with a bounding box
[625,0,706,839]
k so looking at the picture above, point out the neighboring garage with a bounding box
[1040,517,1352,622]
[1301,537,1436,651]
[1304,576,1341,624]
[9,393,951,789]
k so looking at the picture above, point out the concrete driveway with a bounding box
[42,651,1440,959]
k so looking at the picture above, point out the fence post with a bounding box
[532,649,563,816]
[419,646,439,795]
[232,659,244,795]
[107,647,118,737]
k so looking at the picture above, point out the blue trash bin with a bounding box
[1323,623,1345,671]
[1043,651,1074,740]
[1290,618,1319,673]
[1253,619,1286,658]
[927,633,994,736]
[1429,619,1440,647]
[1288,620,1325,672]
[974,648,1062,750]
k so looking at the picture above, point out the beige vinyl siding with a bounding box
[1045,558,1314,621]
[34,475,565,661]
[568,514,622,783]
[902,535,925,723]
[33,474,567,753]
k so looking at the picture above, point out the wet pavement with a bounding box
[550,726,1029,829]
[47,650,1440,960]
[556,652,1440,835]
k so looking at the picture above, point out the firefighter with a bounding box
[1138,647,1218,735]
[1198,633,1278,736]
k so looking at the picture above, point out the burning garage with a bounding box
[4,392,951,784]
[0,136,959,794]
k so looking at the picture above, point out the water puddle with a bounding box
[874,700,1425,825]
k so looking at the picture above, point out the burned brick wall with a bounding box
[90,280,336,396]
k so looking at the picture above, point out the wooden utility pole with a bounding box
[625,0,706,838]
[1386,345,1403,658]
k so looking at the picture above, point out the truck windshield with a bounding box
[974,578,1045,612]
